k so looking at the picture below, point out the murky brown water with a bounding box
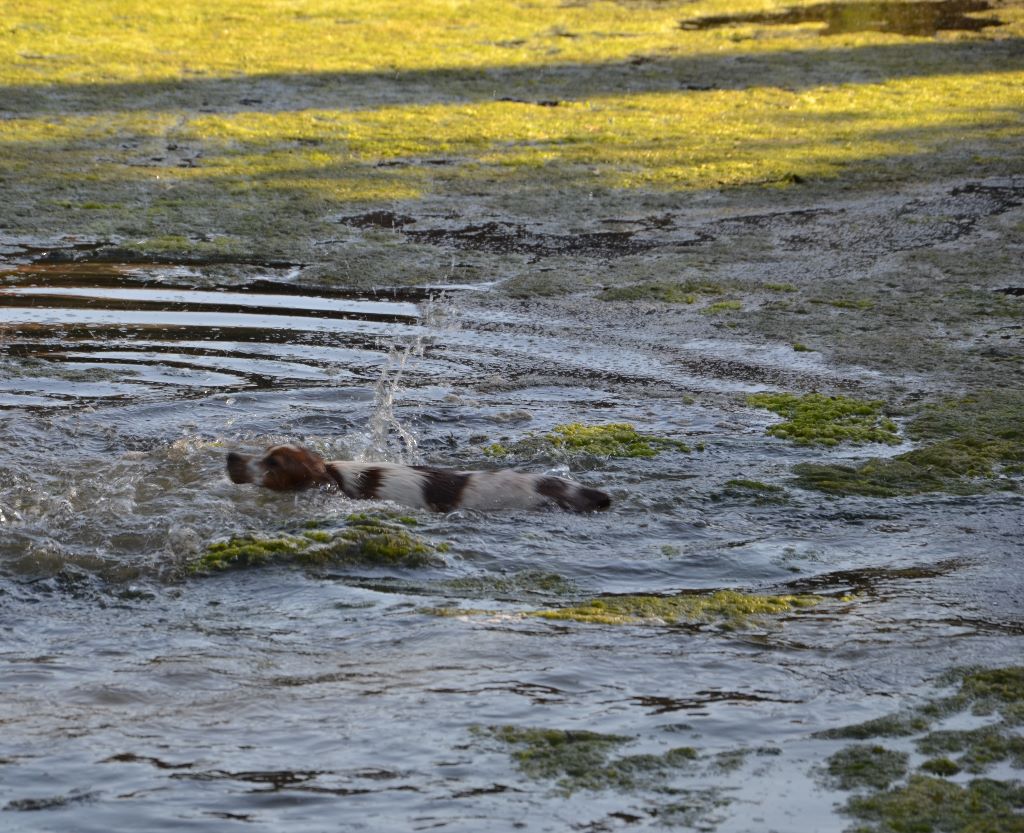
[1,258,1021,830]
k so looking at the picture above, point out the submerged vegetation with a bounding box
[530,589,821,628]
[792,391,1024,496]
[474,725,698,795]
[423,589,822,629]
[818,666,1024,832]
[191,514,445,573]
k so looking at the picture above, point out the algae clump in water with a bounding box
[530,589,821,628]
[826,745,909,791]
[747,392,900,447]
[792,391,1024,497]
[474,725,698,795]
[191,514,444,573]
[485,422,691,459]
[546,423,691,457]
[817,666,1024,832]
[846,775,1024,833]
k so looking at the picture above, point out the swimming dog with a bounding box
[226,444,611,513]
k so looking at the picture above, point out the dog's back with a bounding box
[227,445,611,513]
[328,461,610,513]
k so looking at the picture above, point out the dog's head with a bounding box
[226,444,334,491]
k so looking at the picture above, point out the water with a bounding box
[679,0,1002,37]
[1,261,1021,831]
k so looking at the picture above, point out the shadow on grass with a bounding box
[3,39,1022,116]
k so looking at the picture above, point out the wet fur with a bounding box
[227,444,611,513]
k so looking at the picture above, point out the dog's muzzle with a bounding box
[226,451,255,484]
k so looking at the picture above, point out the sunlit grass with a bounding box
[1,0,1021,255]
[4,70,1018,196]
[2,0,927,85]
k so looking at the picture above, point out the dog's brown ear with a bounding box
[259,444,333,491]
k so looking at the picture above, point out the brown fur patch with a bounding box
[414,466,470,512]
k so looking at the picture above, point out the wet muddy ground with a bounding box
[2,1,1023,830]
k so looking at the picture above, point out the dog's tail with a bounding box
[537,477,611,512]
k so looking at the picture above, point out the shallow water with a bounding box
[1,261,1021,831]
[679,0,1002,37]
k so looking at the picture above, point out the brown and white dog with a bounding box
[226,444,611,513]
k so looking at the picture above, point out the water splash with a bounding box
[360,293,450,464]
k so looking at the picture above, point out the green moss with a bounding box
[712,749,750,774]
[474,725,698,795]
[814,713,931,740]
[545,422,690,457]
[701,299,743,315]
[845,775,1024,833]
[748,392,901,447]
[826,745,909,791]
[921,758,962,777]
[819,668,1024,741]
[443,570,574,598]
[483,422,690,460]
[420,606,494,618]
[792,342,813,352]
[190,514,444,573]
[917,726,1024,774]
[950,666,1024,723]
[481,442,509,458]
[817,667,1024,831]
[792,392,1024,496]
[815,668,1024,831]
[530,589,821,628]
[599,280,723,304]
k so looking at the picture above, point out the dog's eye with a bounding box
[265,458,279,468]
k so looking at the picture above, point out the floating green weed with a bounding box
[190,513,444,573]
[529,589,821,628]
[748,392,900,447]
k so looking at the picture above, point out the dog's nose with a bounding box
[226,451,253,484]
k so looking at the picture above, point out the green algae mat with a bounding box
[191,513,447,573]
